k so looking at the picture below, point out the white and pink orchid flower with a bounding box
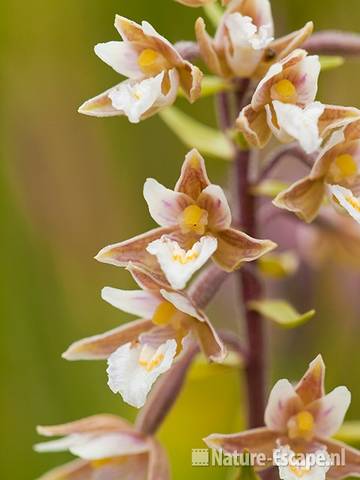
[79,16,202,123]
[205,355,360,479]
[34,414,169,480]
[195,0,313,79]
[273,112,360,222]
[237,49,323,153]
[95,149,276,284]
[63,264,226,408]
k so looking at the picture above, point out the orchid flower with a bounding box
[274,113,360,222]
[237,49,323,153]
[34,414,169,480]
[78,15,202,123]
[63,264,226,408]
[195,0,313,79]
[205,355,360,479]
[95,149,276,288]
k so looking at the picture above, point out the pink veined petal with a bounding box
[204,427,278,470]
[309,386,351,438]
[94,41,143,79]
[295,354,326,404]
[197,184,232,231]
[213,228,277,271]
[293,55,321,106]
[192,316,227,362]
[93,454,149,480]
[35,459,93,480]
[37,415,133,437]
[175,149,211,200]
[147,438,170,480]
[95,226,178,271]
[317,437,360,480]
[101,287,161,318]
[236,104,272,148]
[78,83,127,118]
[264,379,303,432]
[143,178,192,227]
[62,319,154,361]
[127,262,172,291]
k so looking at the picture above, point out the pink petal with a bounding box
[78,83,126,117]
[37,415,133,437]
[318,437,360,479]
[175,149,211,200]
[36,459,92,480]
[309,386,351,438]
[192,317,226,362]
[62,319,154,361]
[148,438,170,480]
[295,354,326,404]
[143,178,192,227]
[197,185,232,231]
[213,228,277,271]
[267,22,314,63]
[204,427,278,470]
[127,263,172,291]
[293,55,321,106]
[273,177,325,223]
[264,379,303,432]
[95,226,178,271]
[236,105,272,148]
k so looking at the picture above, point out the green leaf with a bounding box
[252,179,289,198]
[203,3,224,28]
[259,251,299,279]
[159,106,234,160]
[319,55,345,71]
[248,299,315,328]
[335,421,360,448]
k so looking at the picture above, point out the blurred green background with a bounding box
[1,0,360,478]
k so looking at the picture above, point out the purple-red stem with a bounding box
[235,147,267,429]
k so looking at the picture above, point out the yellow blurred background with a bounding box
[1,0,360,478]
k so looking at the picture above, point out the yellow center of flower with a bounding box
[289,465,311,478]
[345,194,360,212]
[138,48,167,75]
[172,249,199,265]
[334,153,357,178]
[288,411,314,440]
[138,344,165,372]
[272,79,297,103]
[152,301,177,326]
[181,205,208,235]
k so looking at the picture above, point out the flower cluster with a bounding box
[35,1,360,479]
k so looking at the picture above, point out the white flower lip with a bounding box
[269,101,325,154]
[108,72,165,123]
[146,235,218,289]
[328,184,360,224]
[273,445,331,480]
[225,14,273,50]
[107,339,177,408]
